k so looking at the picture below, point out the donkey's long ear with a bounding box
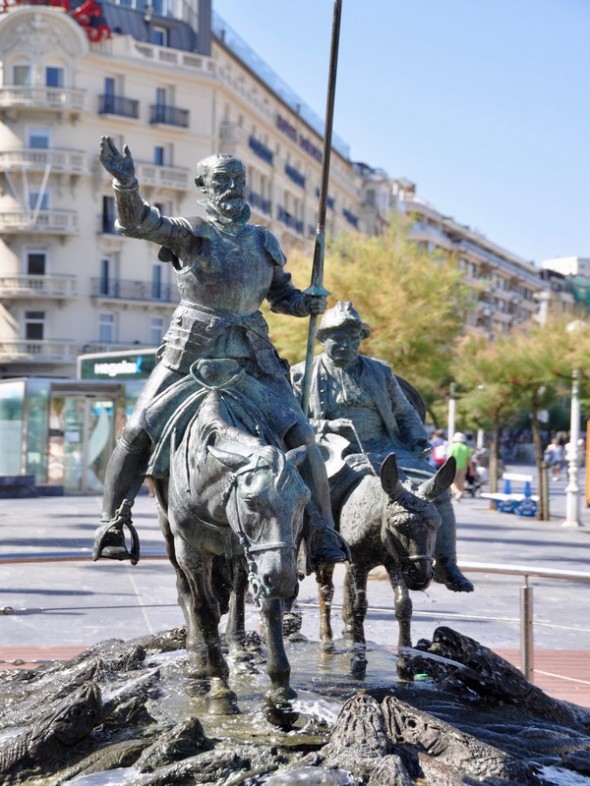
[420,456,456,499]
[208,444,250,472]
[380,453,404,500]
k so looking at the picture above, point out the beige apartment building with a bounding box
[357,165,574,337]
[0,0,361,380]
[0,0,573,384]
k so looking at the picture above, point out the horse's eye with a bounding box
[243,496,261,511]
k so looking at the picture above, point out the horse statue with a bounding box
[148,361,311,720]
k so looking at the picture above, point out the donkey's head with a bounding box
[380,455,455,590]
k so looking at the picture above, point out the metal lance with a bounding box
[300,0,343,416]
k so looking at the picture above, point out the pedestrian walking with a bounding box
[447,432,473,501]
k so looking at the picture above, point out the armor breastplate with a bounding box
[176,224,274,315]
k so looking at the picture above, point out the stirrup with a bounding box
[92,500,140,565]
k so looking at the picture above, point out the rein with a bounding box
[225,462,296,606]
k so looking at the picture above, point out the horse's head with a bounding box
[380,454,455,590]
[209,444,311,602]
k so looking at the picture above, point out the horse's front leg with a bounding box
[225,558,252,663]
[341,565,368,678]
[315,562,336,653]
[186,560,239,714]
[259,597,296,723]
[386,564,414,681]
[159,509,207,684]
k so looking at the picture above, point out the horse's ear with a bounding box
[419,456,456,499]
[208,444,250,472]
[285,445,307,468]
[380,453,403,499]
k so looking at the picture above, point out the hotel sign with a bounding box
[5,0,111,42]
[277,114,322,164]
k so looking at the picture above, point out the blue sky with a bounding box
[212,0,590,265]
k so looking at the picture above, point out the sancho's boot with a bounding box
[433,495,474,592]
[303,507,350,572]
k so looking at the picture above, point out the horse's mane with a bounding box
[193,389,264,452]
[179,388,294,491]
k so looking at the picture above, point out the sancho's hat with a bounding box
[317,301,371,341]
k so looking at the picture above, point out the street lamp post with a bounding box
[563,368,582,528]
[448,382,456,442]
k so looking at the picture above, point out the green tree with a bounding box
[265,215,478,417]
[452,317,590,518]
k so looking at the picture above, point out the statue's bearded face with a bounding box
[322,328,363,368]
[206,161,246,218]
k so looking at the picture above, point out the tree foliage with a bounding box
[265,215,477,408]
[451,316,590,514]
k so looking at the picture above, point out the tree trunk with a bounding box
[488,421,500,495]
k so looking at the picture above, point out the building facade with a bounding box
[0,0,576,382]
[0,0,361,379]
[357,168,575,337]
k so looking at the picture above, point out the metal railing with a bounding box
[98,94,139,119]
[458,561,590,681]
[149,104,190,128]
[1,557,588,686]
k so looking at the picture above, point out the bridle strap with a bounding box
[226,467,295,605]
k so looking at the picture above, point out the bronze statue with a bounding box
[153,366,312,716]
[291,301,474,593]
[312,452,456,679]
[92,138,348,569]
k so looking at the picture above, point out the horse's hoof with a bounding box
[264,691,298,730]
[319,640,336,654]
[396,658,414,683]
[207,679,240,715]
[184,677,209,697]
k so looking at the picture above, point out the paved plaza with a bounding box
[1,465,589,707]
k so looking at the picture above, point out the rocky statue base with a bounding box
[1,626,589,785]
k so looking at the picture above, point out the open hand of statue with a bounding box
[99,136,135,184]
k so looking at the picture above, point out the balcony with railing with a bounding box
[0,275,77,300]
[136,162,190,192]
[0,86,86,117]
[0,339,78,364]
[248,190,271,216]
[90,278,177,304]
[149,104,190,128]
[285,164,305,189]
[248,136,273,166]
[98,95,139,119]
[0,148,85,174]
[277,206,303,235]
[0,210,78,235]
[82,340,155,354]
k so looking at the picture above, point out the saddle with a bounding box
[144,359,288,479]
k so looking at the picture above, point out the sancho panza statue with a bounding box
[291,301,473,592]
[92,137,348,568]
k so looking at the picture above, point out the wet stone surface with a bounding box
[1,626,590,785]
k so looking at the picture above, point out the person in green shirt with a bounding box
[447,432,473,501]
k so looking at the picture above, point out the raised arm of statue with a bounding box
[100,136,137,187]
